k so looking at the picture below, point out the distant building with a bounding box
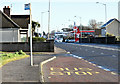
[101,18,120,38]
[0,6,30,42]
[95,29,101,37]
[61,28,73,32]
[118,1,120,21]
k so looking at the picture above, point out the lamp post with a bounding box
[96,2,107,22]
[41,11,48,37]
[74,16,82,43]
[48,0,50,39]
[96,2,107,43]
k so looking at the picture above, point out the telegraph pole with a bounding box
[48,0,50,39]
[29,3,33,66]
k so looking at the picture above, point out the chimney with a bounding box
[3,6,10,17]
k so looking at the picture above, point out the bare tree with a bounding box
[88,19,97,30]
[97,22,104,28]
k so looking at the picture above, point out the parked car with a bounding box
[65,39,75,43]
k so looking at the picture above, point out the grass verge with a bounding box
[0,50,29,68]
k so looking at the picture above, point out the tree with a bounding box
[32,21,40,36]
[78,25,91,30]
[43,31,46,35]
[88,19,97,30]
[97,22,104,28]
[88,19,104,29]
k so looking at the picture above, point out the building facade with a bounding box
[101,18,120,39]
[0,10,21,42]
[0,6,30,42]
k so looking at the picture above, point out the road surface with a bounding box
[55,42,119,73]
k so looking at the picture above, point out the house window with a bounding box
[21,34,27,42]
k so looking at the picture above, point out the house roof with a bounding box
[0,10,30,29]
[0,10,20,28]
[101,18,120,28]
[11,15,30,29]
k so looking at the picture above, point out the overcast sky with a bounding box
[0,0,119,33]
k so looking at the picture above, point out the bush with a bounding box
[116,36,120,41]
[18,50,26,55]
[29,37,46,42]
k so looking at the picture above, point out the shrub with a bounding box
[116,36,120,41]
[29,37,46,42]
[15,52,19,55]
[18,50,26,55]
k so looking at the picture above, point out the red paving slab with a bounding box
[42,57,118,82]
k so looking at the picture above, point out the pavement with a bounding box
[1,46,67,83]
[1,45,120,84]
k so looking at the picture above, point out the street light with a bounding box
[96,2,107,22]
[96,2,107,44]
[48,0,50,39]
[41,11,48,37]
[74,16,82,43]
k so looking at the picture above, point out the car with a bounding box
[65,39,75,43]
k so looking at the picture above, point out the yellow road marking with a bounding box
[60,68,64,71]
[50,68,54,71]
[79,68,82,70]
[75,72,87,75]
[95,72,100,74]
[87,72,93,75]
[49,67,100,76]
[74,68,78,71]
[65,68,69,70]
[59,72,64,75]
[50,72,64,75]
[65,72,71,75]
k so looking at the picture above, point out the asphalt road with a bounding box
[55,42,120,73]
[42,56,118,82]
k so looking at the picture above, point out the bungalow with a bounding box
[101,18,120,39]
[0,6,30,42]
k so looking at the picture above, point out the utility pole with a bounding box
[48,0,50,39]
[29,3,33,66]
[96,2,107,43]
[96,2,107,23]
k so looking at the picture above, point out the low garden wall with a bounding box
[0,40,54,52]
[79,36,116,44]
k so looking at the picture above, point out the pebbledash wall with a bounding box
[0,40,54,52]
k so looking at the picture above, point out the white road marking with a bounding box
[112,55,116,57]
[101,53,104,55]
[74,44,120,51]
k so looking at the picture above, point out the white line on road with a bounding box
[72,44,120,51]
[112,55,116,57]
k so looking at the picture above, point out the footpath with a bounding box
[1,46,119,84]
[1,47,66,83]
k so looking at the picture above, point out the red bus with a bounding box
[71,29,95,42]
